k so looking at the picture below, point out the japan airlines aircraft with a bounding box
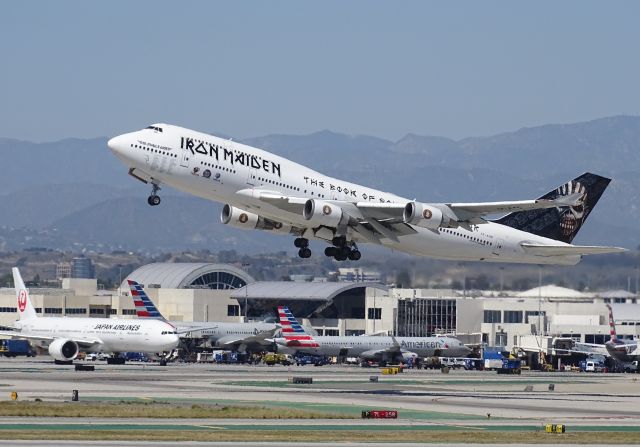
[108,124,625,264]
[273,306,470,365]
[128,280,278,352]
[0,268,180,362]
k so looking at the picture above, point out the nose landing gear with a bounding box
[147,183,161,206]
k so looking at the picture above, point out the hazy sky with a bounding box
[2,1,639,142]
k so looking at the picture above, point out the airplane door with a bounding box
[247,168,257,186]
[492,238,505,256]
[337,348,349,364]
[179,145,190,168]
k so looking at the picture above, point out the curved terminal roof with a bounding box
[231,281,388,301]
[516,285,592,299]
[121,263,254,290]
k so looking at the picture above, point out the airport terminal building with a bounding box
[1,262,639,354]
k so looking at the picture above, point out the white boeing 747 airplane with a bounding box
[0,268,180,363]
[108,124,625,265]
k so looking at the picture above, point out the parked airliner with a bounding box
[570,304,639,364]
[108,124,625,264]
[273,306,469,365]
[0,268,179,363]
[128,279,278,352]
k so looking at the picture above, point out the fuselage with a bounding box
[182,321,277,348]
[275,335,470,358]
[108,123,581,265]
[16,316,179,353]
[606,339,639,363]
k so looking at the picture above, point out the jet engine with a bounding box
[221,204,291,234]
[303,199,343,227]
[403,202,456,230]
[48,338,79,361]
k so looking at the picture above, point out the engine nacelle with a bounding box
[403,202,456,230]
[48,338,79,361]
[303,199,343,227]
[221,204,291,234]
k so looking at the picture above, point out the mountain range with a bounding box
[0,115,638,254]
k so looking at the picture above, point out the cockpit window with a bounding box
[146,125,163,132]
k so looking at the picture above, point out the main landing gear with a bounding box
[324,236,361,261]
[147,183,161,206]
[294,237,311,258]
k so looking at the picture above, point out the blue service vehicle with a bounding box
[0,339,36,357]
[294,353,330,366]
[497,358,522,374]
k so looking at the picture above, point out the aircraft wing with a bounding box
[241,189,308,215]
[521,243,627,257]
[0,331,102,348]
[447,193,583,221]
[217,327,279,347]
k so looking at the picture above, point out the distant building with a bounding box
[71,257,94,279]
[338,267,381,283]
[56,263,71,279]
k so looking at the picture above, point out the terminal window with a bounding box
[504,311,523,324]
[483,310,501,323]
[44,308,63,314]
[227,304,240,317]
[367,308,382,320]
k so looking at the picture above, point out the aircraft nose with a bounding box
[107,134,126,155]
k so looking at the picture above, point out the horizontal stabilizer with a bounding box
[521,243,627,257]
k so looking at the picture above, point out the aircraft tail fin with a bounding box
[128,280,166,321]
[606,304,618,342]
[493,173,610,243]
[276,306,318,348]
[277,306,307,335]
[13,268,37,321]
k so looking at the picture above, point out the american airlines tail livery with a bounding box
[108,124,625,264]
[0,268,180,363]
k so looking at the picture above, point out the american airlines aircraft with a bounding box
[108,124,625,264]
[570,304,639,364]
[273,306,470,365]
[0,268,180,363]
[128,280,278,352]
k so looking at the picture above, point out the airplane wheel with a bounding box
[324,247,338,257]
[334,251,348,261]
[294,237,308,248]
[148,195,161,206]
[298,247,312,258]
[348,250,361,261]
[332,236,346,247]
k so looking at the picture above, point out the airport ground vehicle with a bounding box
[440,357,466,369]
[85,352,110,361]
[264,353,293,366]
[294,354,329,366]
[0,339,35,357]
[581,359,606,372]
[497,358,522,374]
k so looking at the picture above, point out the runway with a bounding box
[1,358,640,444]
